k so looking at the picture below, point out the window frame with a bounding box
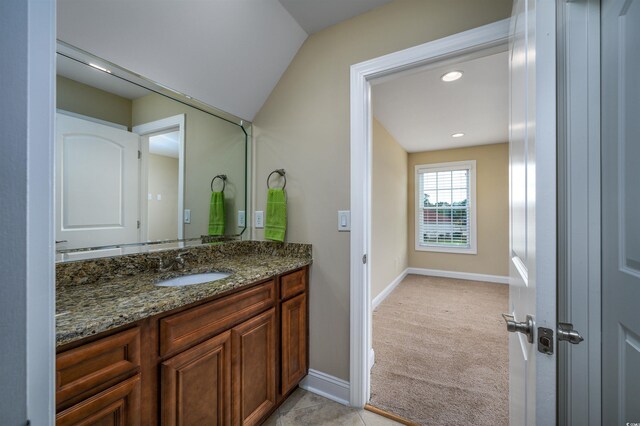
[414,160,477,254]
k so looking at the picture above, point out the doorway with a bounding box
[133,114,185,241]
[144,129,181,241]
[348,19,512,411]
[366,46,510,425]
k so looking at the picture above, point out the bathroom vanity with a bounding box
[55,241,311,425]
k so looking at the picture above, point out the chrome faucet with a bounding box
[149,253,189,272]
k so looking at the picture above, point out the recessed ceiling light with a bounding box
[441,71,463,82]
[452,133,465,138]
[89,63,111,74]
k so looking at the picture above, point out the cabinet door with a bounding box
[231,308,276,426]
[56,374,140,426]
[161,331,232,426]
[281,293,307,394]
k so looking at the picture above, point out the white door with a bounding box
[507,0,557,424]
[602,0,640,423]
[56,113,140,249]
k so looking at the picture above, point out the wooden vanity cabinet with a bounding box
[56,266,309,426]
[161,331,232,425]
[281,293,307,395]
[232,308,277,425]
[56,374,141,426]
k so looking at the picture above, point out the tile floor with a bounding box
[263,388,403,426]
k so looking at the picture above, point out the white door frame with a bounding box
[133,114,186,240]
[556,0,602,424]
[349,19,510,408]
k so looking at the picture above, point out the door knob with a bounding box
[557,322,584,344]
[502,313,534,343]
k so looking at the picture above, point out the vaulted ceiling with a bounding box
[57,0,392,121]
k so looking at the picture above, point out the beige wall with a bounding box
[408,143,509,276]
[252,0,512,380]
[371,119,408,300]
[56,75,132,128]
[132,93,246,238]
[147,154,179,241]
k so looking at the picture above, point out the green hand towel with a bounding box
[208,191,225,236]
[265,188,286,242]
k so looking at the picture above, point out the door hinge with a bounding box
[362,254,367,264]
[137,220,141,229]
[138,150,141,159]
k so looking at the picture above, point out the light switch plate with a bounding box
[184,209,191,224]
[338,210,351,231]
[238,210,246,227]
[255,211,264,229]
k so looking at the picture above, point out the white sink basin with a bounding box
[155,272,231,287]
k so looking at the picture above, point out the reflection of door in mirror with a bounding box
[56,112,141,249]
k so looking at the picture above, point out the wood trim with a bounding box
[56,373,141,426]
[56,327,140,408]
[159,280,275,357]
[364,404,419,426]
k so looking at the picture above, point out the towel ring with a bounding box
[267,169,286,190]
[210,174,227,192]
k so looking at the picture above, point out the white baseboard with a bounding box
[406,267,509,284]
[300,369,350,406]
[372,268,409,310]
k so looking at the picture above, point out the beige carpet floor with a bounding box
[369,274,509,426]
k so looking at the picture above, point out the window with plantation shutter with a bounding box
[415,160,477,254]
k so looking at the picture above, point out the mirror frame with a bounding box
[56,41,250,253]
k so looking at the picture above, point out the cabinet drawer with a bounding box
[280,269,306,300]
[56,373,141,426]
[56,327,140,407]
[159,280,275,357]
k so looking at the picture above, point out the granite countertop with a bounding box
[56,241,311,347]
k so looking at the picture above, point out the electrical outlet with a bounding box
[255,211,264,228]
[238,210,246,227]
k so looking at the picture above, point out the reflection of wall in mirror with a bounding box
[147,153,179,241]
[132,93,245,238]
[56,76,132,129]
[56,75,246,240]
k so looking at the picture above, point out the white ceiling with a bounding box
[57,55,151,100]
[57,0,308,121]
[372,51,509,153]
[278,0,393,34]
[57,0,400,121]
[149,131,180,158]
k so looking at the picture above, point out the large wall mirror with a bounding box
[55,42,249,253]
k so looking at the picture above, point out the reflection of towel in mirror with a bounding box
[208,191,225,236]
[265,189,286,242]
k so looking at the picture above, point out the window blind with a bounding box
[417,167,470,248]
